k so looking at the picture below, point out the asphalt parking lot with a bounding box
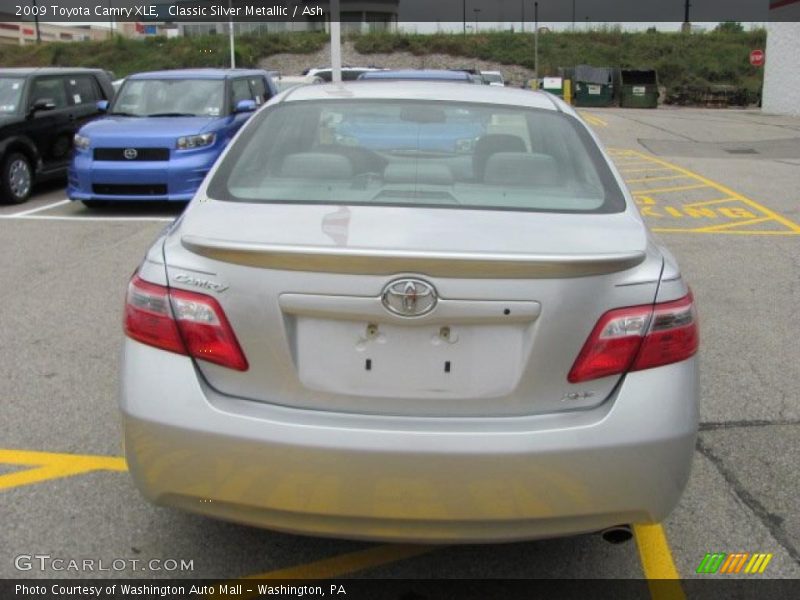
[1,107,799,589]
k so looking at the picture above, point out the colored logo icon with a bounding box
[696,552,773,574]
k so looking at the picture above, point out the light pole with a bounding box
[572,0,576,30]
[107,0,112,38]
[330,0,342,83]
[521,0,524,34]
[31,0,41,43]
[474,9,480,34]
[228,0,235,68]
[683,0,692,33]
[463,0,466,35]
[534,2,539,86]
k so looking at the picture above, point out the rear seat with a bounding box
[384,163,454,186]
[280,153,354,180]
[483,152,559,186]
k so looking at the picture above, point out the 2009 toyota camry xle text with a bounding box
[120,82,699,543]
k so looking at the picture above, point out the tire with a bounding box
[81,200,110,209]
[1,152,33,204]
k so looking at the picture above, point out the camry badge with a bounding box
[173,273,228,293]
[381,278,437,317]
[123,148,138,160]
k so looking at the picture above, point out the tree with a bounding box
[714,22,744,34]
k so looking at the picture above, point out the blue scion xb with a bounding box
[68,69,276,207]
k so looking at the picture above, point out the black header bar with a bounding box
[0,0,797,24]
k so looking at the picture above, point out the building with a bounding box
[175,0,398,37]
[0,14,108,45]
[762,3,800,117]
[117,22,180,39]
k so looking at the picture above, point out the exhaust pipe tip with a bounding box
[600,525,633,544]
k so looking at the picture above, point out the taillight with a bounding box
[124,276,185,354]
[568,292,697,383]
[124,274,248,371]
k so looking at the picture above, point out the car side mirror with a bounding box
[234,99,256,113]
[29,98,56,115]
[96,100,109,112]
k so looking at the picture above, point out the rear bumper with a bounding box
[120,339,698,543]
[67,148,217,203]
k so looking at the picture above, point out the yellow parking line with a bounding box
[620,167,676,174]
[634,523,686,600]
[631,183,709,195]
[694,217,772,232]
[626,150,800,234]
[683,197,737,207]
[580,112,608,128]
[626,175,689,184]
[0,448,127,492]
[652,228,798,236]
[245,545,434,580]
[613,156,656,161]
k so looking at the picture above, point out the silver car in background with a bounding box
[120,82,699,543]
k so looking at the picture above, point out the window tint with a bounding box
[112,79,224,117]
[208,100,625,214]
[342,70,367,81]
[30,78,68,110]
[248,76,268,105]
[68,76,100,105]
[231,79,252,105]
[0,77,25,114]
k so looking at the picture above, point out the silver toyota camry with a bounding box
[120,82,699,543]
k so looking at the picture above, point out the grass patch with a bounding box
[0,29,766,96]
[353,29,767,94]
[0,32,328,77]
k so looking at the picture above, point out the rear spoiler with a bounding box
[181,235,645,279]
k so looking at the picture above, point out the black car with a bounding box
[0,68,114,204]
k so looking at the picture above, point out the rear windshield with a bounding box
[111,79,225,117]
[208,100,625,213]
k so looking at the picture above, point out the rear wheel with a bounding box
[1,153,33,204]
[81,200,110,209]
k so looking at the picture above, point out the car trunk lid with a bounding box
[162,200,661,417]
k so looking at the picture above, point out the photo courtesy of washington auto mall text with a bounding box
[14,583,343,598]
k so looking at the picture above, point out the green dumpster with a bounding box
[541,77,564,98]
[573,65,615,107]
[620,69,659,108]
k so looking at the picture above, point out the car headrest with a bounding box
[280,153,353,180]
[384,163,454,186]
[483,152,559,187]
[473,134,527,180]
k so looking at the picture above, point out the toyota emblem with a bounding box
[381,278,437,317]
[123,148,138,160]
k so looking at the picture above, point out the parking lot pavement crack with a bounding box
[621,117,702,143]
[604,111,700,142]
[695,437,800,565]
[699,419,800,431]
